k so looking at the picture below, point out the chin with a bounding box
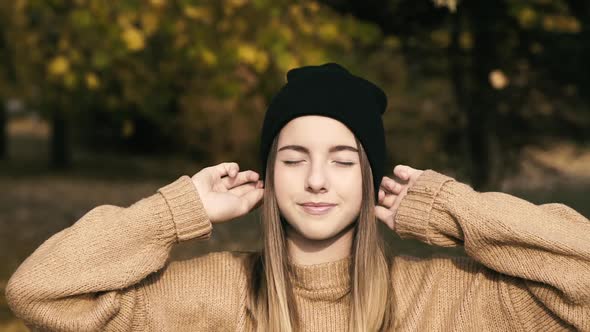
[289,218,351,241]
[298,227,340,241]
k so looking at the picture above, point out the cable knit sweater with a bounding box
[5,170,590,331]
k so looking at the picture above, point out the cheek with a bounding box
[345,174,363,208]
[327,169,363,215]
[273,166,298,201]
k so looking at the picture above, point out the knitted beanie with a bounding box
[259,63,387,200]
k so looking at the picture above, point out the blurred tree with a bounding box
[0,28,7,160]
[1,0,390,169]
[0,2,17,160]
[458,0,511,189]
[0,0,587,181]
[321,0,590,189]
[565,0,590,128]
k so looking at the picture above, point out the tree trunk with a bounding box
[0,99,5,159]
[0,21,9,161]
[448,9,470,176]
[566,0,590,141]
[50,107,70,169]
[463,1,504,190]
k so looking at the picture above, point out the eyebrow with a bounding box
[277,145,358,154]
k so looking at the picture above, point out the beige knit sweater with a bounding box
[5,170,590,331]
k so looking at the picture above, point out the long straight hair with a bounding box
[248,135,393,331]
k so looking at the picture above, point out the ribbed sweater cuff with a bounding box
[394,170,455,245]
[157,175,212,243]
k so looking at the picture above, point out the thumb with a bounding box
[375,205,395,230]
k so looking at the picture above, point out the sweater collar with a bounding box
[288,256,351,299]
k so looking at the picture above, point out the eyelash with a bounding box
[283,161,355,166]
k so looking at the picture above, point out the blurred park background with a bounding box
[1,0,590,328]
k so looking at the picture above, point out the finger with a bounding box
[252,188,265,210]
[375,205,395,230]
[390,189,407,216]
[382,176,403,195]
[239,187,264,214]
[215,162,240,178]
[381,192,397,208]
[378,189,385,204]
[393,164,411,181]
[228,181,255,196]
[252,186,265,210]
[391,199,401,220]
[221,170,259,189]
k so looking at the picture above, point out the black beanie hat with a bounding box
[259,63,387,200]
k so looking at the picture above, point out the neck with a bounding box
[286,223,355,265]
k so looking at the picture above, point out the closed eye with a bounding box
[282,161,355,166]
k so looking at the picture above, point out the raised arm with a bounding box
[391,170,590,330]
[5,162,263,331]
[5,175,211,330]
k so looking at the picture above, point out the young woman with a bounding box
[6,63,590,331]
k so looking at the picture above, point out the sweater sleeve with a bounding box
[4,175,212,331]
[394,170,590,331]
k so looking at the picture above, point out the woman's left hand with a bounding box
[375,165,424,230]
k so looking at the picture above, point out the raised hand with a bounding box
[374,164,424,230]
[191,162,264,224]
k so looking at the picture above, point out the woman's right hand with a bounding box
[191,162,264,224]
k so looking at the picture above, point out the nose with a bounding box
[305,162,328,193]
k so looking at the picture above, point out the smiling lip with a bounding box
[298,203,336,215]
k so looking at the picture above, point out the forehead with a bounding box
[277,116,356,147]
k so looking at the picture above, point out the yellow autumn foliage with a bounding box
[47,56,70,76]
[141,12,159,35]
[542,15,581,34]
[236,44,268,72]
[306,1,320,14]
[254,52,269,73]
[279,26,294,43]
[226,0,248,9]
[149,0,166,8]
[184,6,213,24]
[200,48,218,67]
[276,53,299,73]
[518,7,537,29]
[122,27,145,51]
[85,72,100,90]
[237,44,258,64]
[318,23,339,41]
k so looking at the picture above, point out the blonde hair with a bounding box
[248,135,393,331]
